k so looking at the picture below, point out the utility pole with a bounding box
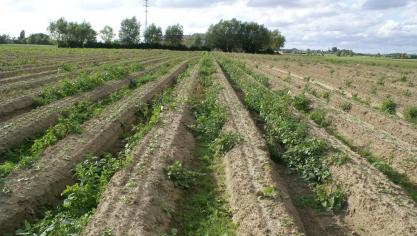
[144,0,149,31]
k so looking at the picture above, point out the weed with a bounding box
[209,132,242,157]
[345,79,353,87]
[403,89,411,97]
[310,109,331,127]
[404,106,417,124]
[260,186,278,199]
[339,101,352,112]
[400,74,408,82]
[292,93,311,112]
[321,92,330,102]
[164,161,202,189]
[380,98,396,114]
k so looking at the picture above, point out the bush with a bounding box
[404,106,417,124]
[292,93,311,112]
[380,98,396,114]
[310,109,331,127]
[339,101,352,112]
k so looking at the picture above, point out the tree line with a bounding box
[0,30,52,45]
[1,17,286,53]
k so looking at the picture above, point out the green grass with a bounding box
[170,56,236,235]
[404,106,417,124]
[380,98,397,114]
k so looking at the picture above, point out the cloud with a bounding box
[77,0,125,10]
[153,0,238,8]
[362,0,411,10]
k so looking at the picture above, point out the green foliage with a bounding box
[172,56,236,235]
[380,98,396,114]
[217,56,344,211]
[164,24,184,46]
[309,109,331,127]
[144,23,163,44]
[17,77,176,235]
[206,18,285,53]
[313,184,345,211]
[209,132,242,157]
[404,106,417,124]
[292,93,311,112]
[164,161,201,189]
[260,186,278,199]
[34,62,143,106]
[48,17,97,47]
[339,101,352,112]
[99,25,115,43]
[119,16,141,45]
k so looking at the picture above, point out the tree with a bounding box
[144,23,163,44]
[186,33,204,49]
[206,18,242,51]
[240,22,270,53]
[164,24,183,46]
[18,30,26,43]
[27,33,51,45]
[269,30,286,50]
[119,17,141,45]
[0,34,12,44]
[48,18,96,47]
[100,25,115,43]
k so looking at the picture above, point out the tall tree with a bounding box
[27,33,51,45]
[48,18,96,47]
[18,30,26,43]
[100,25,115,43]
[206,18,242,52]
[269,30,286,50]
[240,22,270,53]
[164,24,183,46]
[144,23,163,44]
[119,17,141,45]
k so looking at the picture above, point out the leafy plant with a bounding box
[404,106,417,124]
[339,101,352,112]
[164,161,201,189]
[209,132,242,157]
[309,109,331,127]
[380,98,396,114]
[292,93,311,112]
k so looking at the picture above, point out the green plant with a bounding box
[314,184,345,211]
[164,161,202,189]
[309,109,331,127]
[260,186,278,199]
[380,98,396,114]
[209,132,242,157]
[339,101,352,112]
[403,89,411,97]
[292,93,311,112]
[404,106,417,124]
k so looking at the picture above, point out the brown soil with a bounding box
[250,64,417,186]
[0,56,168,121]
[0,60,171,151]
[215,61,306,235]
[83,65,198,236]
[0,62,188,234]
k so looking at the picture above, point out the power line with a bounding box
[144,0,149,31]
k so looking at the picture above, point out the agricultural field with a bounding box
[0,45,416,236]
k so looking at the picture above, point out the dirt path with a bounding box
[0,61,189,234]
[214,61,306,235]
[83,65,198,236]
[0,60,171,152]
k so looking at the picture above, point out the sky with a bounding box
[1,0,416,53]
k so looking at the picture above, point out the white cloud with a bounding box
[0,0,416,53]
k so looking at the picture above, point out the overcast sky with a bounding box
[1,0,416,53]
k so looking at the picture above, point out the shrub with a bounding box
[339,101,352,112]
[380,98,396,114]
[310,109,331,127]
[404,106,417,124]
[292,93,311,112]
